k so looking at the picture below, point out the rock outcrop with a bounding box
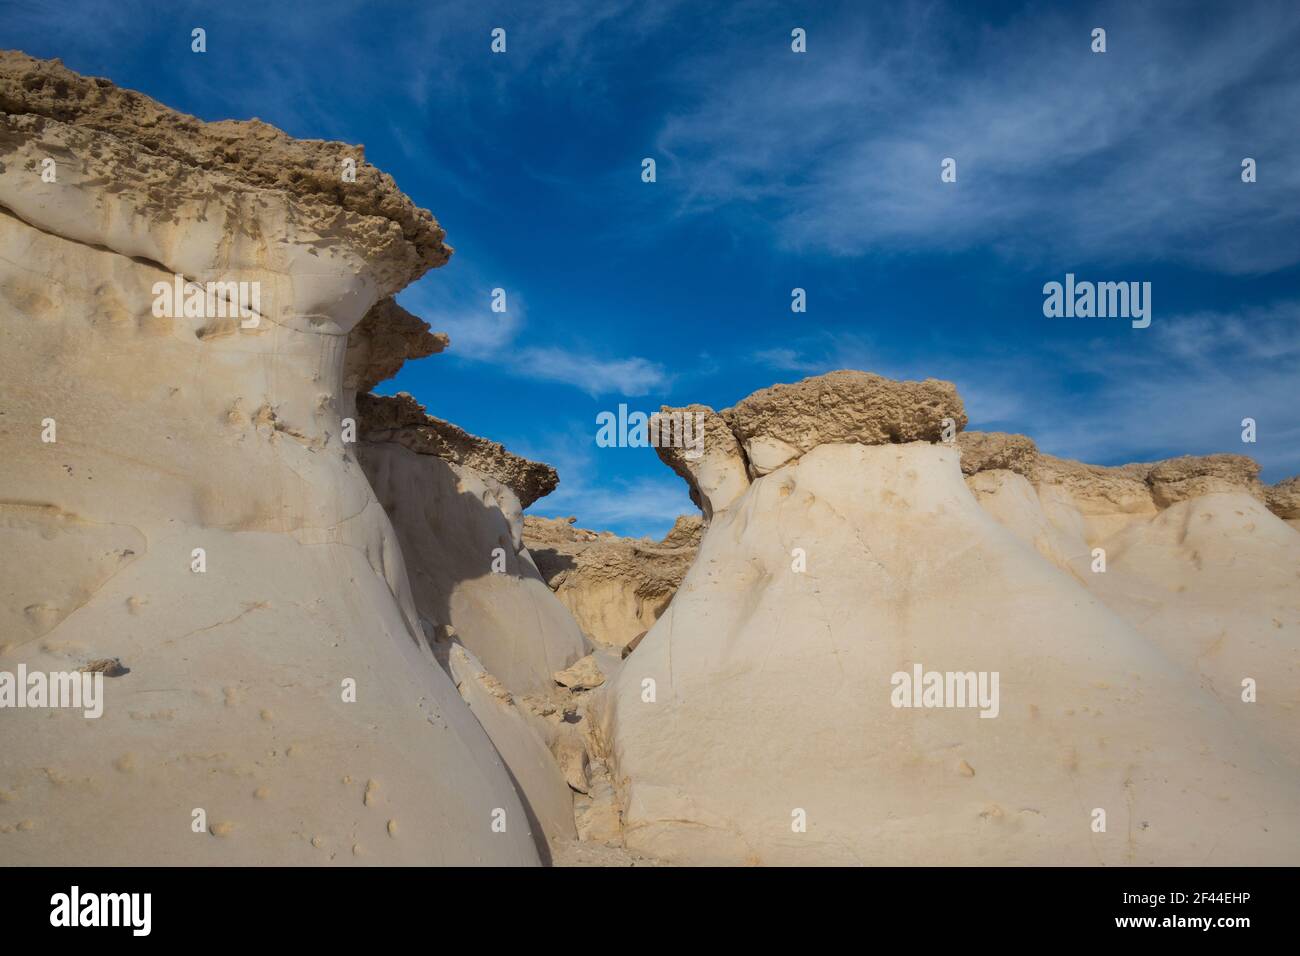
[654,372,968,517]
[447,644,577,850]
[653,405,749,519]
[524,515,702,650]
[344,298,449,396]
[0,53,447,327]
[956,430,1039,477]
[356,437,586,697]
[1145,453,1263,507]
[1267,476,1300,529]
[358,391,557,508]
[0,53,543,865]
[722,370,967,457]
[961,441,1298,767]
[594,372,1300,865]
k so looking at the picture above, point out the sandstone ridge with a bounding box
[594,372,1300,865]
[0,54,558,866]
[358,391,559,508]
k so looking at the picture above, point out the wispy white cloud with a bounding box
[750,347,828,375]
[516,347,668,396]
[399,275,669,397]
[657,0,1300,273]
[535,475,693,540]
[1033,302,1300,475]
[435,303,525,359]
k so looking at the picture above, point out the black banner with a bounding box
[0,866,1286,941]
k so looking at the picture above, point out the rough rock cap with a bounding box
[0,51,451,291]
[653,404,750,520]
[721,370,967,454]
[358,392,558,507]
[1265,476,1300,519]
[957,431,1039,477]
[1034,452,1266,512]
[1145,454,1263,507]
[1023,454,1155,514]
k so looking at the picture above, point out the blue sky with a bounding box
[5,0,1298,536]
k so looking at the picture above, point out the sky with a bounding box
[4,0,1297,537]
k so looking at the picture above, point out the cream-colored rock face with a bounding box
[1098,493,1300,763]
[969,457,1300,766]
[554,580,670,650]
[965,469,1091,574]
[358,443,587,695]
[973,475,1300,765]
[600,443,1300,865]
[0,59,541,864]
[0,212,541,864]
[744,435,801,477]
[448,644,577,851]
[524,515,701,650]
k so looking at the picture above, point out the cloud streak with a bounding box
[398,278,668,397]
[657,0,1300,273]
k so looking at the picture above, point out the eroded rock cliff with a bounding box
[594,371,1300,865]
[0,52,543,865]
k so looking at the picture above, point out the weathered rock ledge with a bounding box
[648,371,1292,523]
[344,297,449,395]
[358,391,558,508]
[0,51,450,292]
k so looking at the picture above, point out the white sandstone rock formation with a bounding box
[348,389,596,844]
[960,433,1300,766]
[597,375,1300,865]
[652,371,968,522]
[4,52,1296,870]
[0,53,543,864]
